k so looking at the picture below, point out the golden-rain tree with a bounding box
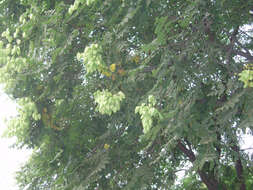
[0,0,253,189]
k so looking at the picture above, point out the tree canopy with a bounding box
[0,0,253,189]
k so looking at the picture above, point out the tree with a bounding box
[0,0,253,189]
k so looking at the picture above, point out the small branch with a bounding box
[234,50,253,61]
[173,168,188,173]
[223,27,253,63]
[241,147,253,151]
[239,29,253,40]
[215,130,222,159]
[235,40,252,56]
[232,145,246,190]
[226,26,239,62]
[184,138,193,153]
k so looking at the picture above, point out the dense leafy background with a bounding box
[0,0,253,189]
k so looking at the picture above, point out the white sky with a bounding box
[0,88,31,190]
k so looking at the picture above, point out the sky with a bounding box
[0,88,31,190]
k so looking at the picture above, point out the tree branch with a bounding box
[177,140,195,162]
[232,145,246,190]
[177,140,226,190]
[226,26,239,63]
[241,147,253,151]
[236,39,252,56]
[234,50,253,61]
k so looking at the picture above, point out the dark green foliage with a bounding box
[0,0,253,189]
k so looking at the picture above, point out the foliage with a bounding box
[0,0,253,189]
[94,90,125,115]
[135,95,161,134]
[77,43,105,74]
[239,63,253,88]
